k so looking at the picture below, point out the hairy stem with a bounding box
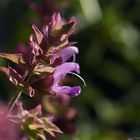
[6,90,22,113]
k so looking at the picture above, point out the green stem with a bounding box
[7,90,22,113]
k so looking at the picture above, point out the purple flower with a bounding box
[51,62,81,97]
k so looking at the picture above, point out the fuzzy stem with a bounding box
[6,90,22,113]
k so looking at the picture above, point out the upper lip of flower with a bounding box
[53,62,80,85]
[59,46,79,63]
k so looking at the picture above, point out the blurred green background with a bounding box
[0,0,140,140]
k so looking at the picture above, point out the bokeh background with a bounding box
[0,0,140,140]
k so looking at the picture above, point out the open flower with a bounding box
[31,62,81,97]
[51,62,81,97]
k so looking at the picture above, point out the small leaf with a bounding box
[32,24,44,45]
[34,66,55,73]
[0,53,24,64]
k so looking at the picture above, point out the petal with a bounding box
[53,62,80,84]
[60,46,79,62]
[52,85,81,97]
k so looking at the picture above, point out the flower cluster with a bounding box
[0,12,83,139]
[0,12,81,97]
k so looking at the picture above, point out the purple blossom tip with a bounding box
[60,46,79,62]
[53,62,80,85]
